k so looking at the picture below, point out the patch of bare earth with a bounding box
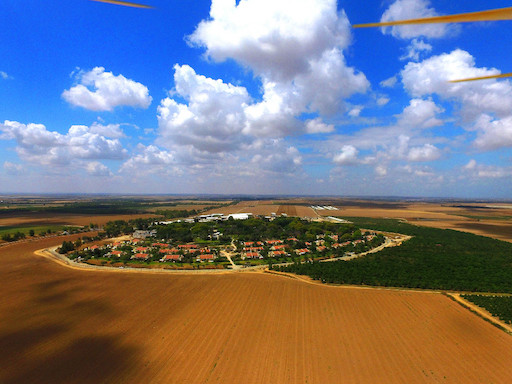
[318,202,512,242]
[0,213,159,228]
[1,236,512,383]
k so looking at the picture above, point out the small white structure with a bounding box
[228,213,252,220]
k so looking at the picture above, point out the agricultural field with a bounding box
[0,196,233,243]
[1,235,512,383]
[313,199,512,242]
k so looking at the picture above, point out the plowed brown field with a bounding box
[317,202,512,242]
[2,236,512,383]
[0,212,159,227]
[204,202,317,218]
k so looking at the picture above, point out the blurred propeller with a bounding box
[353,6,512,28]
[353,7,512,83]
[90,0,154,9]
[449,72,512,83]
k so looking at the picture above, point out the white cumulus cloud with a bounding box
[251,143,302,174]
[158,64,251,154]
[0,120,127,167]
[401,50,512,118]
[190,0,351,80]
[407,143,441,161]
[62,67,152,111]
[89,122,125,139]
[402,49,512,150]
[473,114,512,150]
[400,38,432,61]
[305,118,334,134]
[333,145,359,165]
[85,162,112,177]
[120,145,181,176]
[463,160,512,179]
[397,98,443,129]
[188,0,368,121]
[381,0,452,39]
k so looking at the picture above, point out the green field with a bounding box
[0,225,71,237]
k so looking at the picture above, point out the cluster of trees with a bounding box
[462,295,512,324]
[58,240,76,254]
[1,231,26,242]
[153,217,362,245]
[220,217,358,242]
[275,218,512,293]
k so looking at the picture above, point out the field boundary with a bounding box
[445,293,512,335]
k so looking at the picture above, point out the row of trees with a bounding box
[1,231,27,242]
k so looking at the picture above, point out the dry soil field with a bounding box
[315,201,512,242]
[0,212,159,228]
[204,201,317,218]
[1,235,512,383]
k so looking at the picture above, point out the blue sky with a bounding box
[1,0,512,197]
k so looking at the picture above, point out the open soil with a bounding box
[0,212,159,228]
[314,201,512,242]
[1,235,512,383]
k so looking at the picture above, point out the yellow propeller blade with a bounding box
[90,0,154,9]
[353,6,512,28]
[449,72,512,83]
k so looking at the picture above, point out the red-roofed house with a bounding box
[270,250,287,257]
[242,252,261,260]
[161,254,182,262]
[135,247,149,252]
[131,253,150,260]
[266,239,283,245]
[197,254,215,262]
[110,250,122,257]
[295,249,310,255]
[152,242,169,248]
